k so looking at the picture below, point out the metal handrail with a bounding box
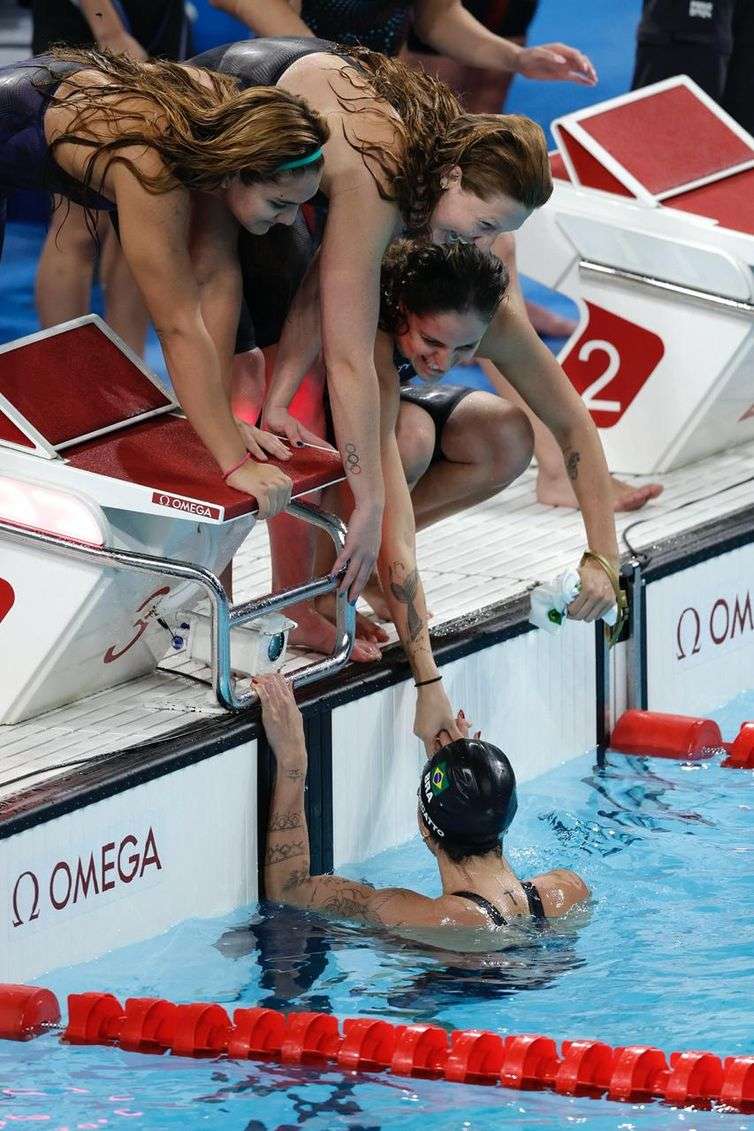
[0,499,355,711]
[580,259,754,316]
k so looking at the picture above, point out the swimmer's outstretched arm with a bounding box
[257,674,471,929]
[413,0,597,85]
[112,161,293,518]
[478,263,619,623]
[374,336,462,753]
[262,253,330,446]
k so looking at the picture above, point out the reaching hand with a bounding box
[517,43,597,86]
[414,683,459,754]
[236,419,293,463]
[261,404,336,451]
[431,709,481,753]
[331,500,383,603]
[567,559,616,622]
[226,459,292,519]
[253,674,307,768]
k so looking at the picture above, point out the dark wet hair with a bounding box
[418,738,518,863]
[379,239,508,336]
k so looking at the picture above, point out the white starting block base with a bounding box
[517,76,754,475]
[0,317,350,724]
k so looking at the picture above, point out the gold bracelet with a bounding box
[580,551,620,598]
[580,551,628,647]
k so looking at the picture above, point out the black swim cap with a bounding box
[418,739,518,849]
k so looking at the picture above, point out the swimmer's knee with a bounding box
[496,405,534,482]
[471,403,533,485]
[396,407,435,484]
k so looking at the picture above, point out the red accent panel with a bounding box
[561,302,664,428]
[579,86,754,196]
[667,167,754,234]
[0,323,171,447]
[65,415,344,519]
[560,130,634,196]
[549,151,571,182]
[0,579,13,625]
[0,408,35,448]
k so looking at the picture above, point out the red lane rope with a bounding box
[610,711,754,767]
[1,984,752,1111]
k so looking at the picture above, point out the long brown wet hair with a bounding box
[45,48,329,197]
[336,47,552,233]
[379,240,508,335]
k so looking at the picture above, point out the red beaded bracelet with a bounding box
[222,452,252,482]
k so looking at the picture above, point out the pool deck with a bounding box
[2,435,753,811]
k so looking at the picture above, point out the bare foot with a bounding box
[537,469,664,512]
[525,299,577,339]
[289,605,384,663]
[314,592,390,644]
[361,575,393,622]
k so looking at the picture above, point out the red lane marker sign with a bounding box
[561,302,665,428]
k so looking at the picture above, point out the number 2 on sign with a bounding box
[578,340,621,414]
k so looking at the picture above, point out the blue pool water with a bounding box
[2,690,753,1130]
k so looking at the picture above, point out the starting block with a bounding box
[516,76,754,474]
[0,316,354,723]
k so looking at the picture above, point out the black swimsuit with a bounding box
[299,0,414,56]
[0,55,117,258]
[453,881,546,927]
[394,347,474,464]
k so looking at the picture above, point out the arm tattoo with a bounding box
[282,867,310,894]
[285,767,306,781]
[389,563,422,642]
[564,448,581,482]
[343,442,362,476]
[264,840,306,865]
[268,810,304,832]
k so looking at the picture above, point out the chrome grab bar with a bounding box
[579,259,754,316]
[0,499,355,711]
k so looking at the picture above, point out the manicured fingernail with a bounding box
[349,598,357,607]
[295,440,304,447]
[459,709,465,718]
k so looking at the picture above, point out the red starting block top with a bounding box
[553,76,754,213]
[0,319,173,449]
[667,167,754,236]
[574,83,754,198]
[0,317,344,520]
[66,415,342,520]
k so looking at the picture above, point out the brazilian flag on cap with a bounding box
[431,762,450,796]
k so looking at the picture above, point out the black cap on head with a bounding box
[418,738,517,850]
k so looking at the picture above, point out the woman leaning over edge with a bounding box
[193,41,622,662]
[0,48,328,514]
[191,39,545,603]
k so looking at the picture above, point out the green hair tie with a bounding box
[277,147,323,172]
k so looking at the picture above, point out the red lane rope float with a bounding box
[1,985,753,1112]
[610,710,754,767]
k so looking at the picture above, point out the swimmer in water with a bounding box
[255,673,589,948]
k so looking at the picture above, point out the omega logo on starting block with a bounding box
[561,302,665,428]
[151,491,221,520]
